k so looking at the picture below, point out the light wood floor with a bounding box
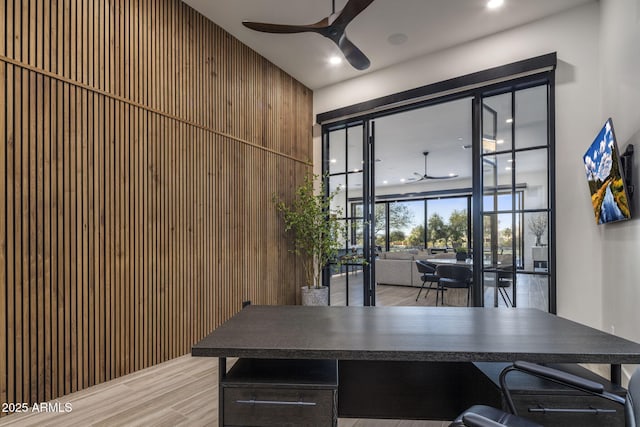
[2,281,514,427]
[0,353,448,427]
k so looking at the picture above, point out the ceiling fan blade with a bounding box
[425,174,459,180]
[337,34,370,70]
[243,18,328,34]
[406,172,424,183]
[332,0,376,29]
[419,152,457,180]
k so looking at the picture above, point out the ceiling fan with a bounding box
[242,0,375,70]
[409,151,458,181]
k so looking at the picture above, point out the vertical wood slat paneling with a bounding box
[1,0,311,412]
[0,0,7,411]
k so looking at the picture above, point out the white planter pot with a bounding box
[301,286,329,306]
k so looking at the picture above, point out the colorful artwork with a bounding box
[583,119,631,224]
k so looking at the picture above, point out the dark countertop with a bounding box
[192,305,640,364]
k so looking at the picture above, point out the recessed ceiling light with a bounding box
[506,118,514,124]
[383,180,388,184]
[400,178,406,183]
[507,159,514,163]
[387,33,408,46]
[497,139,505,144]
[449,173,457,177]
[487,0,504,10]
[328,56,342,65]
[330,158,337,163]
[505,166,512,171]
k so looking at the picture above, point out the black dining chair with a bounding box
[450,361,640,427]
[494,265,514,307]
[436,264,472,306]
[415,260,440,302]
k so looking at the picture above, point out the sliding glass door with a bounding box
[324,122,376,306]
[322,78,554,311]
[481,85,551,310]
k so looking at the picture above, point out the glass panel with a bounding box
[515,86,548,150]
[483,153,513,211]
[513,208,523,270]
[483,210,516,308]
[483,271,498,307]
[516,149,549,210]
[329,174,347,217]
[426,198,468,252]
[347,125,364,173]
[483,93,513,153]
[327,124,366,307]
[374,97,473,199]
[517,274,548,311]
[387,200,424,251]
[484,270,516,308]
[482,213,513,266]
[524,211,549,272]
[481,85,551,311]
[347,172,364,204]
[373,203,387,250]
[329,241,364,307]
[328,129,346,174]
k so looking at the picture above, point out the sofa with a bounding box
[375,250,455,287]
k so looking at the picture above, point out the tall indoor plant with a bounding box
[274,173,345,305]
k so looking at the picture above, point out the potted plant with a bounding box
[274,173,345,305]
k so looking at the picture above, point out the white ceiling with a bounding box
[326,91,549,196]
[182,0,579,197]
[183,0,595,90]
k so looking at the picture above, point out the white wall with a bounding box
[314,3,605,327]
[599,0,640,379]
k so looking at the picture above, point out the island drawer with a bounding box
[221,358,338,427]
[224,386,335,426]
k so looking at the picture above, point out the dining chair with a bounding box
[494,265,514,307]
[450,361,640,427]
[414,260,440,302]
[435,264,472,306]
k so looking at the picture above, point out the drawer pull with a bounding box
[235,399,317,407]
[529,407,617,415]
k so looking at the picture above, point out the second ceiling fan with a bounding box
[409,151,459,181]
[242,0,375,70]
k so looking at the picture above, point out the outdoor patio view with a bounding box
[352,197,470,253]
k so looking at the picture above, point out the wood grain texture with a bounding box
[192,305,640,364]
[0,0,311,411]
[0,283,452,427]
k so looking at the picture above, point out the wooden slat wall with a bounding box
[0,0,311,410]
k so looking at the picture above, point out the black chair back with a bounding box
[496,265,514,287]
[436,264,472,287]
[416,260,436,274]
[414,260,440,302]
